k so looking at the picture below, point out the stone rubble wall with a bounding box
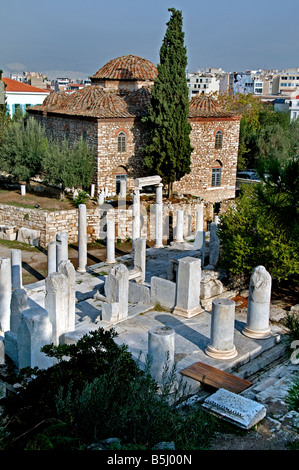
[0,200,216,248]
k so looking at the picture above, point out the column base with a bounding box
[105,259,116,264]
[242,326,272,339]
[205,344,238,360]
[172,305,203,318]
[76,267,86,273]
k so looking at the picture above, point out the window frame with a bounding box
[215,130,223,149]
[117,131,126,152]
[211,167,222,187]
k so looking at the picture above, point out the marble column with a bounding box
[56,232,68,270]
[0,257,11,333]
[148,326,175,384]
[196,204,204,233]
[77,204,87,273]
[175,210,184,242]
[132,188,140,241]
[11,249,22,289]
[106,211,116,264]
[47,240,57,275]
[154,183,163,247]
[205,298,238,360]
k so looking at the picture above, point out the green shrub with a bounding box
[286,377,299,412]
[0,327,217,450]
[73,190,89,207]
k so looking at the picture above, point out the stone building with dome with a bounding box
[28,54,241,202]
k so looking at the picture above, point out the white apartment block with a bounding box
[272,69,299,95]
[187,72,220,98]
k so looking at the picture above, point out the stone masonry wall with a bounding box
[0,200,213,248]
[32,112,240,203]
[95,119,148,193]
[173,117,241,203]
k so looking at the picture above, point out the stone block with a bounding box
[0,225,17,241]
[173,257,202,318]
[151,276,176,310]
[17,227,40,246]
[101,302,120,323]
[200,269,224,299]
[4,331,18,367]
[129,281,151,304]
[202,388,266,429]
[17,306,54,370]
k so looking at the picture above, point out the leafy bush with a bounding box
[73,190,89,207]
[218,174,299,281]
[286,377,299,412]
[0,327,217,450]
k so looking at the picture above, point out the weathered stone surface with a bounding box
[17,306,54,370]
[17,227,40,246]
[205,298,238,360]
[4,331,18,367]
[135,175,162,188]
[151,276,176,310]
[0,225,17,241]
[202,388,266,429]
[45,272,69,345]
[243,266,272,339]
[10,288,29,333]
[0,337,4,365]
[0,257,11,333]
[209,222,220,267]
[148,326,175,384]
[104,264,129,321]
[129,281,151,305]
[173,256,202,318]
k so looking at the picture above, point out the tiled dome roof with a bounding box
[40,91,68,109]
[124,87,152,116]
[90,55,158,82]
[189,94,235,118]
[35,85,138,118]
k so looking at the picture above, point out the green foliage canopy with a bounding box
[218,157,299,281]
[0,117,49,182]
[42,137,95,193]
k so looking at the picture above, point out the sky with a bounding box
[1,0,299,79]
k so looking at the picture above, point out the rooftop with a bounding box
[189,94,238,118]
[1,77,50,94]
[90,54,158,82]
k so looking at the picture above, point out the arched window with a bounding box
[117,131,126,152]
[215,130,223,149]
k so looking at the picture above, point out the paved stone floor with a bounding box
[2,244,299,450]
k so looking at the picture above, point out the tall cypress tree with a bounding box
[142,8,192,198]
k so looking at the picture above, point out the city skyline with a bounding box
[1,0,299,79]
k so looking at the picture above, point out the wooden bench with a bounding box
[180,361,252,394]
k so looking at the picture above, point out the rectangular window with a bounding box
[115,174,127,194]
[211,168,221,187]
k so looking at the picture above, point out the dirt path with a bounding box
[0,241,133,285]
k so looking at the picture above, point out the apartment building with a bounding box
[187,72,220,98]
[272,69,299,95]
